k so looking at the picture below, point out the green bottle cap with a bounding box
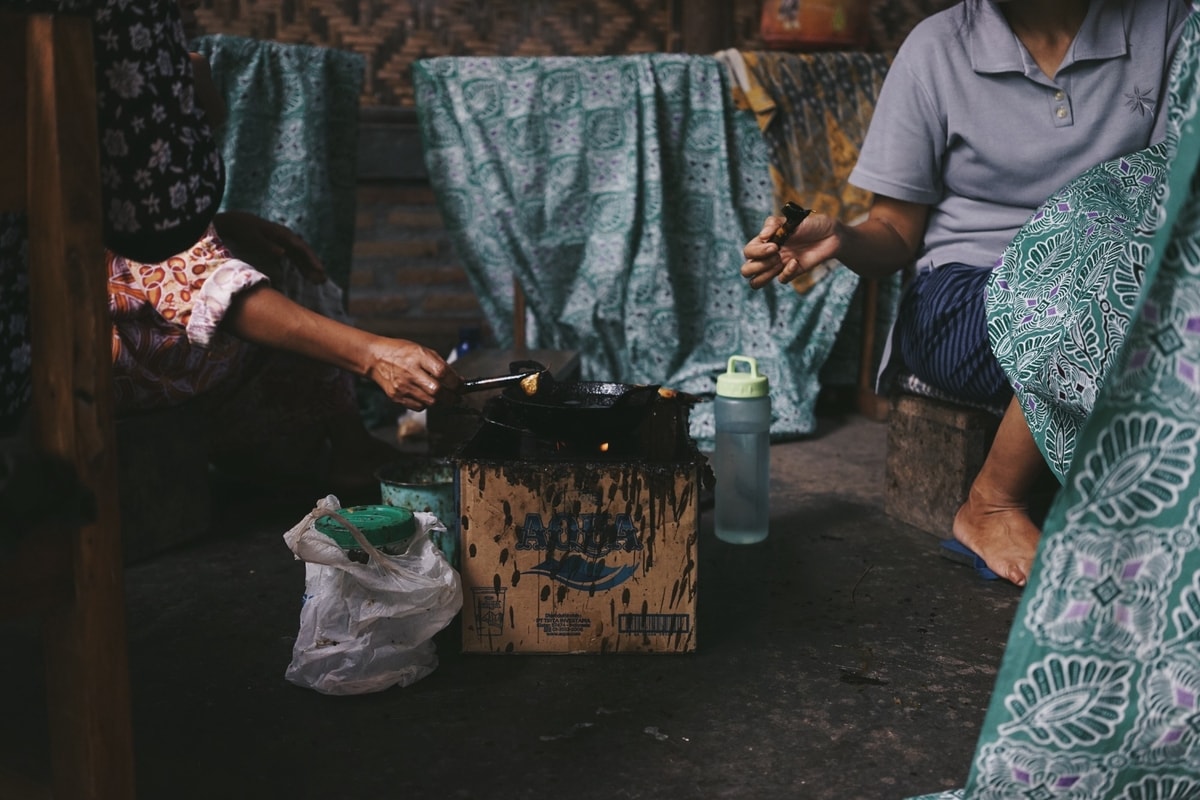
[314,505,416,550]
[716,355,769,398]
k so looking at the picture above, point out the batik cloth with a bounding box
[717,48,901,389]
[108,224,266,410]
[90,0,225,263]
[987,144,1174,482]
[191,35,365,293]
[908,9,1200,799]
[413,54,860,446]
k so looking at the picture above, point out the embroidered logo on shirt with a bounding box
[1124,86,1155,117]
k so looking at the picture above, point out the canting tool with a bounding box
[767,201,812,246]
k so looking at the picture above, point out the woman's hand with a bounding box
[214,211,327,284]
[224,286,462,411]
[364,338,463,411]
[740,212,841,290]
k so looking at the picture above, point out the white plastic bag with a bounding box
[282,495,462,695]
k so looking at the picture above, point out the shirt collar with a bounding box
[969,1,1129,77]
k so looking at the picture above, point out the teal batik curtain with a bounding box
[191,35,365,293]
[412,55,860,447]
[909,9,1200,799]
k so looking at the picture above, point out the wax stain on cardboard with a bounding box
[458,458,700,654]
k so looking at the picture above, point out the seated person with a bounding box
[0,0,221,435]
[740,0,1191,585]
[0,0,461,499]
[108,214,453,495]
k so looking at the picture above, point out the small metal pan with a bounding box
[460,360,549,395]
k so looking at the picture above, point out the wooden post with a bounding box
[512,274,528,356]
[25,13,136,799]
[856,279,890,421]
[678,0,735,53]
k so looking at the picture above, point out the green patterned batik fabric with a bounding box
[986,142,1172,483]
[412,55,861,446]
[192,35,365,293]
[909,10,1200,800]
[986,7,1200,483]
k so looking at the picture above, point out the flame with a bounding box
[599,442,609,453]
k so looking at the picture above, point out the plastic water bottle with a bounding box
[714,355,771,544]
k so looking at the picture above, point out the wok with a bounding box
[478,361,662,442]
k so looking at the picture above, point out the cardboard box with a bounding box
[458,454,701,654]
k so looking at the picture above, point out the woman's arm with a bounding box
[222,285,461,410]
[741,196,929,287]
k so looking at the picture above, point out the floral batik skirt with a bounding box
[907,13,1200,800]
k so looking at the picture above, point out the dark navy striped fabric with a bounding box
[894,262,1013,408]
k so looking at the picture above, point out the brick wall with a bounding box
[350,182,482,357]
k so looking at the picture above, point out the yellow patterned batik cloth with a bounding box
[718,49,891,293]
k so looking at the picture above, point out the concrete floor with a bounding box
[4,411,1021,800]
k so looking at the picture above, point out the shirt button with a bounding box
[1054,90,1065,101]
[1056,107,1068,119]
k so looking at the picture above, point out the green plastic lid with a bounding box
[314,505,416,550]
[716,355,769,398]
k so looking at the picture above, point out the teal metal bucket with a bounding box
[375,458,458,569]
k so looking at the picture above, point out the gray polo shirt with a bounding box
[849,0,1191,272]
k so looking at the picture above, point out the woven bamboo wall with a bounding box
[190,0,699,106]
[188,0,952,108]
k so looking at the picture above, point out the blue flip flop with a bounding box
[939,539,999,581]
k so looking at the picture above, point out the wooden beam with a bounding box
[678,0,735,54]
[25,13,136,799]
[856,279,890,421]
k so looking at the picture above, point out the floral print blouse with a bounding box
[0,0,228,429]
[108,225,267,410]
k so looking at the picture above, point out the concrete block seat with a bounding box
[884,369,1063,538]
[884,384,1002,538]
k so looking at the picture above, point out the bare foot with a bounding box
[952,484,1041,587]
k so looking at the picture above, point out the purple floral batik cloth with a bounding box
[907,9,1200,800]
[985,142,1171,484]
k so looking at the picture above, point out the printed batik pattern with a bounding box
[415,53,862,448]
[190,35,364,291]
[986,145,1170,483]
[1111,238,1200,416]
[1027,527,1183,657]
[908,12,1200,800]
[0,0,225,430]
[92,0,225,261]
[963,15,1200,799]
